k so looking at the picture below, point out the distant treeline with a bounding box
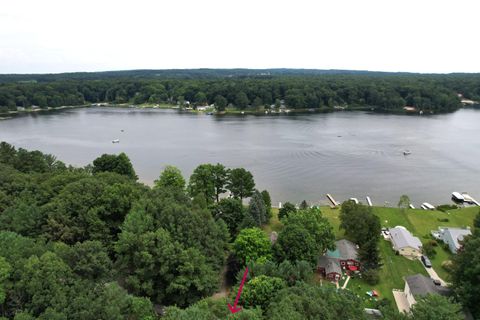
[1,69,480,113]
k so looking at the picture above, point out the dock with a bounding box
[326,194,339,207]
[461,193,480,206]
[366,196,373,207]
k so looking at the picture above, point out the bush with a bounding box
[362,269,380,285]
[427,239,438,247]
[436,204,457,212]
[441,260,453,272]
[423,242,437,258]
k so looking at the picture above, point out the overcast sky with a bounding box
[1,0,479,74]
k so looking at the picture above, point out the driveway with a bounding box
[424,265,448,286]
[418,258,449,286]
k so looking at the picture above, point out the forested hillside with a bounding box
[1,70,480,114]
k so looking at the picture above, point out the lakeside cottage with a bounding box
[317,239,360,282]
[394,274,450,313]
[389,226,422,259]
[431,227,472,254]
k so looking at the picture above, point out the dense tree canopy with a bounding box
[154,165,185,190]
[339,201,381,270]
[274,208,335,264]
[233,228,272,264]
[2,71,476,115]
[92,153,137,180]
[266,283,367,320]
[409,294,463,320]
[451,230,480,318]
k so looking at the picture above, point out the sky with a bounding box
[1,0,479,74]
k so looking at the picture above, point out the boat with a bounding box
[451,192,465,202]
[422,202,435,210]
[409,204,415,209]
[403,150,412,156]
[112,139,120,143]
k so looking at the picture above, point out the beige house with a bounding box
[389,226,422,259]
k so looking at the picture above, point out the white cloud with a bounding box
[0,0,479,73]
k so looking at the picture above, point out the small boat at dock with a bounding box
[112,139,120,143]
[422,202,435,210]
[403,150,411,156]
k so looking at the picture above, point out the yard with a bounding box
[321,205,477,305]
[261,204,478,306]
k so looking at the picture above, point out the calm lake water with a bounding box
[1,107,479,207]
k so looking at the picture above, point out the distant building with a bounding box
[403,106,417,112]
[389,226,422,259]
[432,227,471,254]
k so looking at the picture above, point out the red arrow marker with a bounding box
[228,267,249,314]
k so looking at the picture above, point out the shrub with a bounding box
[441,260,453,272]
[423,242,437,258]
[436,204,457,212]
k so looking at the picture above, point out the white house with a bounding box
[389,226,422,259]
[432,227,472,254]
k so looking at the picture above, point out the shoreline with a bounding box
[1,102,477,120]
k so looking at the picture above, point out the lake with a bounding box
[1,107,479,207]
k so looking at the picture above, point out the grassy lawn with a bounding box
[346,240,429,303]
[429,245,453,281]
[262,208,283,234]
[319,206,345,238]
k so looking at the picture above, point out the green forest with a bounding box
[0,142,479,319]
[1,69,480,114]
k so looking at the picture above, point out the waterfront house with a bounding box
[397,274,450,313]
[389,226,422,259]
[317,239,360,282]
[431,227,471,254]
[327,239,361,271]
[317,256,342,281]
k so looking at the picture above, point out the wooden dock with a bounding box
[326,194,339,207]
[366,196,373,207]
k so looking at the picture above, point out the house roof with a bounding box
[405,274,450,297]
[318,256,342,275]
[441,227,472,251]
[335,239,359,260]
[390,226,422,251]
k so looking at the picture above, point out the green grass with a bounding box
[429,245,453,281]
[262,208,283,235]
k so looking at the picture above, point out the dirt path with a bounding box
[212,265,229,299]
